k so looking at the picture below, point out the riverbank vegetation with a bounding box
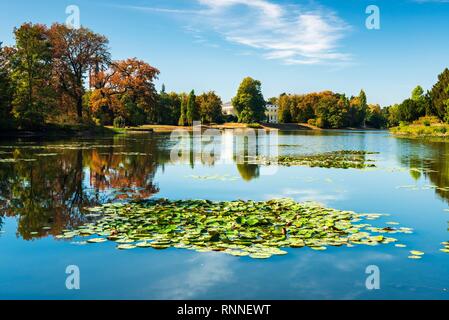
[1,22,448,134]
[390,117,449,138]
[387,69,449,137]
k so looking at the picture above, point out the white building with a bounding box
[265,104,278,124]
[222,102,236,116]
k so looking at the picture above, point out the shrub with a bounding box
[437,126,447,134]
[247,123,262,129]
[423,120,431,127]
[315,117,325,128]
[307,119,317,126]
[113,116,126,128]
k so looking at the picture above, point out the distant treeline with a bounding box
[384,69,449,127]
[274,90,378,128]
[1,22,448,131]
[273,67,449,129]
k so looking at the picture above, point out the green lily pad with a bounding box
[117,244,136,250]
[249,253,272,259]
[87,238,107,243]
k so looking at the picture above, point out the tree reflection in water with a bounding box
[0,135,161,240]
[0,131,271,239]
[396,138,449,204]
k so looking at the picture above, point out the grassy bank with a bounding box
[109,123,275,133]
[390,120,449,138]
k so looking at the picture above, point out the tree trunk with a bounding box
[76,96,83,120]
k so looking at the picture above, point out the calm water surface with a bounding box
[1,130,449,299]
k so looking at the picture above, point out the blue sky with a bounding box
[1,0,448,105]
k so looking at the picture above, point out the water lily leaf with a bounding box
[117,244,136,250]
[87,238,107,243]
[249,253,272,259]
[136,242,153,248]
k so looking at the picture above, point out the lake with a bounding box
[1,129,449,299]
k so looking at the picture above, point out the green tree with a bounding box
[158,89,181,125]
[197,91,223,124]
[315,93,344,128]
[411,85,427,117]
[366,104,387,129]
[50,23,110,121]
[178,95,187,126]
[0,43,14,130]
[10,23,54,128]
[386,104,400,127]
[358,90,368,127]
[186,90,199,125]
[231,77,266,123]
[430,68,449,121]
[168,92,181,125]
[398,99,420,123]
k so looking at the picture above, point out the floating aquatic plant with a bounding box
[56,198,411,259]
[186,174,240,181]
[258,150,378,169]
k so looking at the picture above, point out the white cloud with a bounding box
[122,0,352,65]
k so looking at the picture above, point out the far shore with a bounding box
[109,122,383,133]
[0,122,385,139]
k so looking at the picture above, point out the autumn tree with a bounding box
[232,77,266,123]
[277,94,292,123]
[50,23,110,121]
[10,23,54,128]
[89,58,160,125]
[197,91,223,124]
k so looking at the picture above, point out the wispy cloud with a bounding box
[120,0,352,66]
[413,0,449,3]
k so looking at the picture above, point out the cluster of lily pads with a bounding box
[56,198,412,259]
[257,150,378,169]
[186,174,240,182]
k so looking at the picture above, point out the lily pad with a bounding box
[117,244,136,250]
[87,238,107,243]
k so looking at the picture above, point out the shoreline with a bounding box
[0,122,384,138]
[0,124,117,139]
[390,123,449,140]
